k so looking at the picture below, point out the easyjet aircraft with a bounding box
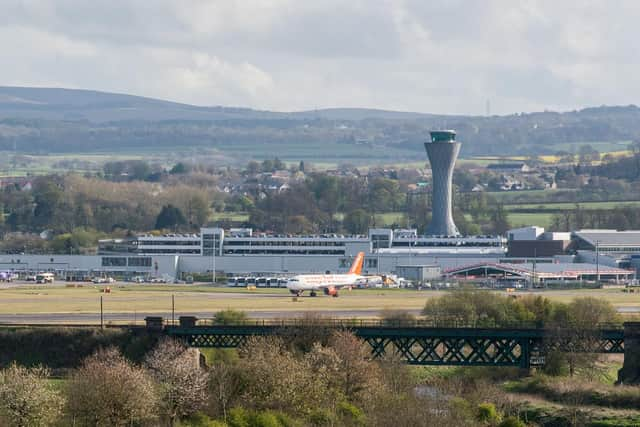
[286,252,368,297]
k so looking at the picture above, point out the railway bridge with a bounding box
[149,317,639,383]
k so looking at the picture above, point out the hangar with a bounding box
[444,262,634,284]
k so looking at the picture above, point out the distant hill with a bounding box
[0,86,638,162]
[0,86,436,122]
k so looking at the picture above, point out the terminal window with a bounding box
[128,257,152,267]
[102,257,127,267]
[202,233,220,256]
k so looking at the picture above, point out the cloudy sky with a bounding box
[1,0,638,115]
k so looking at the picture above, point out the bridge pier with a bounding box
[618,322,640,385]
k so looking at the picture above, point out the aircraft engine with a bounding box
[323,286,338,297]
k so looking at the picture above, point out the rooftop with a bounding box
[573,230,640,247]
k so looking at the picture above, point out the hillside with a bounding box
[0,86,638,162]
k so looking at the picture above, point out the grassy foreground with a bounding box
[1,285,640,318]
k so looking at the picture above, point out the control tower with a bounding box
[424,130,461,236]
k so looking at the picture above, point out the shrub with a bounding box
[145,338,208,424]
[214,310,248,325]
[0,363,64,427]
[67,347,159,427]
[337,401,366,426]
[228,407,250,427]
[251,410,281,427]
[476,402,501,423]
[306,408,335,426]
[498,416,526,427]
[179,412,228,427]
[543,351,569,376]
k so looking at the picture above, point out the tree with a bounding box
[343,209,371,234]
[155,204,187,230]
[170,162,189,174]
[32,179,63,229]
[186,195,210,228]
[489,204,510,235]
[237,337,324,414]
[326,331,381,403]
[578,144,600,164]
[145,338,208,425]
[67,348,159,427]
[0,363,64,427]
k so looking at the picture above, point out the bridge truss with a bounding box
[166,324,624,368]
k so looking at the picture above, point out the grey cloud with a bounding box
[1,0,639,115]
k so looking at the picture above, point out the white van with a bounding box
[35,273,55,284]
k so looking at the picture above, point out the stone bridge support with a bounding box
[618,322,640,384]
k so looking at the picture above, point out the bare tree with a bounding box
[237,336,325,414]
[207,360,245,422]
[327,331,383,404]
[145,338,208,426]
[67,347,159,427]
[0,363,64,427]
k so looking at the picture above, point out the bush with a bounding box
[179,413,228,427]
[306,408,335,426]
[67,348,159,427]
[498,416,526,427]
[0,363,64,427]
[228,407,250,427]
[337,401,366,426]
[380,309,416,325]
[543,351,569,376]
[214,310,248,325]
[251,411,281,427]
[476,402,501,423]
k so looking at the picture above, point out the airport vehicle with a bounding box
[92,277,115,284]
[35,273,55,284]
[0,271,15,282]
[287,252,371,297]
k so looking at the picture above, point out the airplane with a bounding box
[286,252,389,297]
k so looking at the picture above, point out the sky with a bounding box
[1,0,639,115]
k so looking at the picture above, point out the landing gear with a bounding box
[310,291,317,297]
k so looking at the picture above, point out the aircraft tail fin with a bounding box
[348,252,365,275]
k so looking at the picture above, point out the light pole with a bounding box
[595,240,600,284]
[212,232,216,285]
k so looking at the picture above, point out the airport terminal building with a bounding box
[0,227,506,280]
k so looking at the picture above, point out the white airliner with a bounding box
[287,252,369,297]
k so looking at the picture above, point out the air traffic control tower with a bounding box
[425,130,461,236]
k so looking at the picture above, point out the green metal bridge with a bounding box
[163,319,625,369]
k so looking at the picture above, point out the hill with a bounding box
[0,86,638,162]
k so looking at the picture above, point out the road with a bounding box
[0,309,418,325]
[0,306,638,325]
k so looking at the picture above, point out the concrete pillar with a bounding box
[179,316,198,328]
[145,316,164,331]
[618,322,640,384]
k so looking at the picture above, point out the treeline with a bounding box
[1,175,213,233]
[0,163,514,253]
[3,102,640,158]
[550,205,640,231]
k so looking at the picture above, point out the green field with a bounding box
[507,212,555,228]
[505,200,640,211]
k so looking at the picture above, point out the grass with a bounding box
[211,212,250,222]
[508,212,555,228]
[0,286,639,319]
[505,201,640,211]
